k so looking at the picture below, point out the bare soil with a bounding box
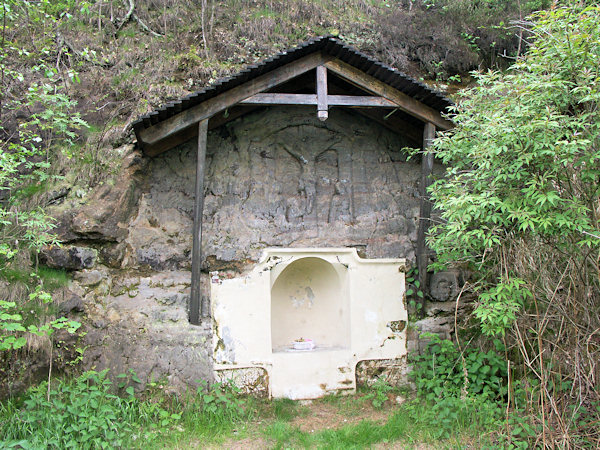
[290,398,392,433]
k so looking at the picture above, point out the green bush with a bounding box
[0,370,179,448]
[408,335,507,439]
[411,334,508,401]
[426,5,600,443]
[406,394,502,440]
[0,0,88,373]
[428,3,600,335]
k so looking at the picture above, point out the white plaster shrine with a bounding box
[211,248,407,399]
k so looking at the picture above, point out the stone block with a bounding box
[41,246,97,270]
[74,269,105,286]
[429,270,460,301]
[58,293,84,315]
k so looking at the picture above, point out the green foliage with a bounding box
[405,266,425,316]
[0,0,87,358]
[0,291,80,351]
[0,370,180,448]
[194,380,248,427]
[503,412,542,448]
[0,373,254,450]
[475,277,532,336]
[116,368,143,397]
[411,334,508,401]
[1,0,88,245]
[364,378,393,409]
[406,394,502,440]
[0,301,27,350]
[427,5,600,444]
[407,335,507,439]
[428,3,600,335]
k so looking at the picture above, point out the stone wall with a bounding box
[46,105,459,392]
[128,106,422,272]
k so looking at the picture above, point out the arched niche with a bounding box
[270,257,349,352]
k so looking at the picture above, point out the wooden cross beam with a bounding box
[137,55,451,156]
[137,52,331,149]
[239,93,397,107]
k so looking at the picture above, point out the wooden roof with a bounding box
[133,36,453,156]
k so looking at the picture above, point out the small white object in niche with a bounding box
[293,338,315,350]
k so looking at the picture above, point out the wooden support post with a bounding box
[416,122,436,314]
[189,119,209,325]
[316,65,328,121]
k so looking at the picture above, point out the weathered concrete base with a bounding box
[214,367,269,396]
[356,357,410,387]
[212,248,407,399]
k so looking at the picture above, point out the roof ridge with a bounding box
[132,36,451,134]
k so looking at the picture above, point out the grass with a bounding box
[0,372,500,449]
[271,397,306,421]
[155,386,498,449]
[0,266,69,327]
[1,263,69,289]
[259,404,495,449]
[38,266,71,290]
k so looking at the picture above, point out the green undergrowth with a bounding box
[0,371,257,449]
[0,334,541,448]
[0,334,544,448]
[262,384,501,449]
[0,267,69,295]
[0,370,179,448]
[0,367,505,449]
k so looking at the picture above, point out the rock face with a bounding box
[82,271,212,392]
[126,107,423,272]
[50,106,460,392]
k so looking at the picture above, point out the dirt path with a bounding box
[289,399,391,433]
[211,396,404,449]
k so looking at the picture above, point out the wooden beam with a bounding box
[208,105,261,130]
[355,108,422,144]
[416,122,436,315]
[143,124,196,157]
[143,106,265,156]
[239,93,397,107]
[138,52,330,150]
[241,93,317,105]
[328,95,396,107]
[317,65,328,121]
[324,59,453,130]
[189,119,209,325]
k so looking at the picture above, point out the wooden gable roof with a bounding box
[132,36,453,156]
